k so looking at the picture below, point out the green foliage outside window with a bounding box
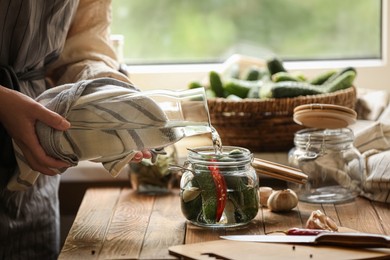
[111,0,381,64]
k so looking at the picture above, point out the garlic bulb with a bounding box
[267,189,298,212]
[259,187,274,207]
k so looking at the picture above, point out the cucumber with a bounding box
[259,82,274,99]
[244,66,261,81]
[261,81,324,99]
[192,169,218,224]
[310,70,337,85]
[272,72,301,82]
[246,84,261,99]
[323,70,356,93]
[229,149,244,156]
[295,73,307,82]
[205,89,216,98]
[224,78,263,99]
[228,63,240,79]
[226,94,242,101]
[239,186,259,222]
[258,65,356,99]
[209,71,225,97]
[267,57,287,76]
[188,81,203,89]
[188,82,209,100]
[272,82,323,98]
[181,193,202,221]
[224,82,251,99]
[322,67,356,85]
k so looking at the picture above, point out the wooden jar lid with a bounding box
[293,103,357,129]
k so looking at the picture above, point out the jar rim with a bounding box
[294,128,354,143]
[187,146,252,165]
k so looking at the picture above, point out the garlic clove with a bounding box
[326,216,339,231]
[267,189,298,212]
[259,186,274,207]
[305,210,338,231]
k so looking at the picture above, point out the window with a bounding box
[110,0,388,91]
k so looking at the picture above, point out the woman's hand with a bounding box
[0,87,70,175]
[131,150,152,163]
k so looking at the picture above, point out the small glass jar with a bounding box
[288,128,364,203]
[180,146,259,228]
[129,145,178,195]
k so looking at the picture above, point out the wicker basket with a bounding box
[207,86,357,152]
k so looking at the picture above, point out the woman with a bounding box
[0,1,150,258]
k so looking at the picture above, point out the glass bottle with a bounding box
[180,146,259,228]
[66,87,212,162]
[288,128,364,203]
[138,87,212,139]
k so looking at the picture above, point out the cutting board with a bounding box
[169,240,390,260]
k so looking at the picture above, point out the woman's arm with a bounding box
[46,0,151,163]
[46,0,129,85]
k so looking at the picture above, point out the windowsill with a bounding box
[127,58,384,74]
[126,57,390,91]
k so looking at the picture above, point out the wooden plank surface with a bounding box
[372,201,390,235]
[185,223,226,244]
[225,210,265,236]
[336,197,385,234]
[139,191,186,259]
[60,188,390,260]
[59,188,122,260]
[99,189,155,259]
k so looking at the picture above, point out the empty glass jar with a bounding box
[288,128,364,203]
[180,146,259,228]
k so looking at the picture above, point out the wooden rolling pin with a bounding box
[252,158,308,184]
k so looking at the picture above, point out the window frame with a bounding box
[63,2,388,183]
[124,1,388,92]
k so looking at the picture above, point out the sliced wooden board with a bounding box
[169,239,390,260]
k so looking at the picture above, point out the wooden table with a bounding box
[59,187,390,259]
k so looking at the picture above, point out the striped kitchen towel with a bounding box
[353,121,390,203]
[8,78,183,191]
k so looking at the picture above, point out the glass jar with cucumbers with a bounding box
[179,146,259,228]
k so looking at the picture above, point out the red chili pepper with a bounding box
[267,228,333,236]
[285,228,333,236]
[208,160,227,222]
